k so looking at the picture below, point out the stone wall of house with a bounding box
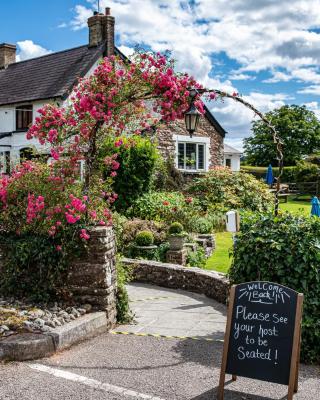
[154,116,224,168]
[122,257,230,304]
[67,226,117,328]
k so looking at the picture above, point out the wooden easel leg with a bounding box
[294,333,302,393]
[217,371,225,400]
[232,375,237,381]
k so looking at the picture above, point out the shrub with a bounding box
[168,222,184,234]
[135,230,154,246]
[152,155,185,191]
[127,191,202,230]
[193,217,213,234]
[186,247,206,268]
[295,161,320,183]
[0,161,112,300]
[115,218,167,254]
[242,164,320,183]
[229,212,320,364]
[116,261,133,323]
[188,167,273,214]
[99,135,158,212]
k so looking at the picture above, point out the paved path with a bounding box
[0,283,319,400]
[117,283,227,340]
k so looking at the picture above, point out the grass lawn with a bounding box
[205,196,313,274]
[204,231,233,274]
[280,196,311,216]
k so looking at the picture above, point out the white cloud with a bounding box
[71,5,93,30]
[298,85,320,95]
[16,40,52,61]
[229,73,255,81]
[67,0,320,148]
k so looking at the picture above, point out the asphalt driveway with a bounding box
[0,283,319,400]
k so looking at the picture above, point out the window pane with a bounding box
[198,144,205,170]
[186,143,197,170]
[178,143,185,169]
[226,158,231,167]
[16,105,32,130]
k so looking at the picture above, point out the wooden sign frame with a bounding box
[218,284,303,400]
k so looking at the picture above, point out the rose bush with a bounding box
[188,167,273,214]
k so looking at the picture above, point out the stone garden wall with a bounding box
[122,257,230,304]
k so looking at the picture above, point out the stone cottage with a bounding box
[0,8,226,174]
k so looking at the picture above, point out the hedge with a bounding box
[242,163,320,183]
[229,213,320,364]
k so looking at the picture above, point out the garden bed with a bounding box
[0,297,92,338]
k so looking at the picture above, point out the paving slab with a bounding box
[119,283,226,340]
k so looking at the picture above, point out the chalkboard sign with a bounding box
[218,282,303,400]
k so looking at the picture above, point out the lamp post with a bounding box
[184,89,201,138]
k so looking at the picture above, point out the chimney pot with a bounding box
[105,7,111,15]
[0,43,16,69]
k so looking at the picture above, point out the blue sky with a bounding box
[2,0,320,149]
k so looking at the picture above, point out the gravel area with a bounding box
[0,297,93,338]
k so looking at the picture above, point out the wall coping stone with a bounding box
[122,257,230,304]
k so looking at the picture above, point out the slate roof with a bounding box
[224,143,242,154]
[0,42,122,107]
[203,104,226,138]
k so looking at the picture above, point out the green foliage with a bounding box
[116,261,133,324]
[0,234,82,302]
[241,165,297,183]
[152,155,185,191]
[135,230,154,246]
[188,168,273,214]
[229,213,320,363]
[244,105,320,166]
[192,217,213,234]
[99,135,158,211]
[127,191,202,230]
[114,217,167,254]
[295,161,320,182]
[168,222,184,234]
[187,247,206,268]
[242,163,320,183]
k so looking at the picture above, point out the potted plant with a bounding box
[133,230,157,259]
[168,222,186,250]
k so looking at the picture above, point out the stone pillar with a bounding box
[67,226,117,328]
[166,249,187,266]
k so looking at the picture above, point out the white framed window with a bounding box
[173,134,210,172]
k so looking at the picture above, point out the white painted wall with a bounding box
[224,154,241,172]
[0,107,14,133]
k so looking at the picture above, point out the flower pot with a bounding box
[168,235,185,251]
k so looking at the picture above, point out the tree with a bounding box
[0,51,203,243]
[27,52,201,194]
[243,105,320,166]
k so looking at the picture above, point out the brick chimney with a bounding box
[0,43,16,69]
[87,7,115,56]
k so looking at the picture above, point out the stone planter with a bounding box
[168,235,185,251]
[133,244,158,259]
[197,234,216,249]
